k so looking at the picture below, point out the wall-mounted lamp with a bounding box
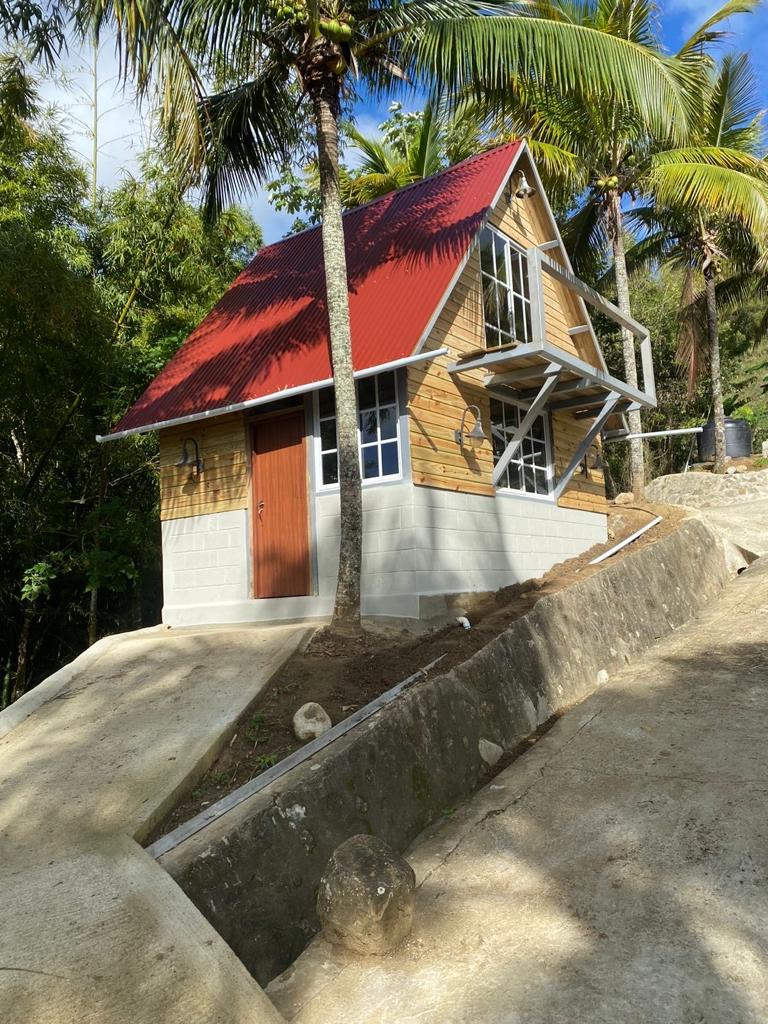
[580,443,603,479]
[514,171,536,200]
[454,405,486,449]
[177,437,204,475]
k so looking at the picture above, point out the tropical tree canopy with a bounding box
[0,66,262,704]
[72,0,698,217]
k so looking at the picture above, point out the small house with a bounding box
[100,141,656,626]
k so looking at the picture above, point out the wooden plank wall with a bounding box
[551,412,607,513]
[408,153,607,514]
[158,413,249,522]
[408,254,495,496]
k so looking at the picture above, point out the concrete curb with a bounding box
[0,625,165,741]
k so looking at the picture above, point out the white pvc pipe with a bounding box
[589,516,663,565]
[604,427,703,443]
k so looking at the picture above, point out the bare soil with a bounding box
[148,501,685,843]
[692,455,768,473]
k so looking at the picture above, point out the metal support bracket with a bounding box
[553,391,621,499]
[484,362,560,388]
[492,371,561,486]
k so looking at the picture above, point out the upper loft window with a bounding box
[479,226,532,349]
[316,371,401,488]
[490,397,552,497]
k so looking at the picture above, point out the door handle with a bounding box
[257,500,264,521]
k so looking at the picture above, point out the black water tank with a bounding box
[697,417,753,462]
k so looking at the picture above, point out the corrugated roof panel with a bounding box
[111,141,523,435]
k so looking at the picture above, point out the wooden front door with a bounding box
[251,411,310,598]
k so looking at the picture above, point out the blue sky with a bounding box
[40,1,768,244]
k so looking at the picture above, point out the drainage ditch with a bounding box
[151,517,732,985]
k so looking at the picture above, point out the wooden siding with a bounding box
[551,411,608,514]
[408,252,495,496]
[158,413,249,521]
[408,153,608,514]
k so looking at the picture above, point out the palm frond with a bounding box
[561,198,609,281]
[676,0,759,65]
[400,15,696,142]
[621,228,677,278]
[195,68,298,219]
[647,160,768,236]
[708,52,764,153]
[346,127,401,177]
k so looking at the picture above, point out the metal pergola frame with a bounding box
[447,244,656,497]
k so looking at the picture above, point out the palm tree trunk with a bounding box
[608,191,645,499]
[703,262,726,473]
[311,78,363,635]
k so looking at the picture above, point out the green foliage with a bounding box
[0,69,261,707]
[268,101,482,232]
[21,553,72,603]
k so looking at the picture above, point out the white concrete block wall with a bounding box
[162,484,606,626]
[162,509,251,624]
[314,482,607,604]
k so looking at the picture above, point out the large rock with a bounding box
[478,738,504,767]
[316,835,416,955]
[293,702,331,741]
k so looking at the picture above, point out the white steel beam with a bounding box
[484,362,560,388]
[553,392,621,499]
[491,372,561,486]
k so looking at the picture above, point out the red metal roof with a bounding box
[111,141,523,435]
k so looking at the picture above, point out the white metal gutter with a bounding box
[96,347,448,442]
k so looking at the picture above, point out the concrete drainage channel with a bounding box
[151,516,734,987]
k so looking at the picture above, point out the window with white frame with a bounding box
[479,226,532,349]
[316,371,401,487]
[490,397,552,496]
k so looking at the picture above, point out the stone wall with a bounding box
[647,468,768,508]
[158,516,731,985]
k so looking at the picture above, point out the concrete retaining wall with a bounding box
[160,517,731,985]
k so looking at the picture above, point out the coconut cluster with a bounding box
[268,0,309,26]
[318,15,354,42]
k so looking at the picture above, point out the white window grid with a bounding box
[479,226,533,350]
[490,397,553,497]
[315,371,402,489]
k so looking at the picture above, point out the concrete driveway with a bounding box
[647,469,768,557]
[269,559,768,1024]
[0,622,309,1024]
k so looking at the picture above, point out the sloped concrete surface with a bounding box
[647,470,768,556]
[269,560,768,1024]
[1,623,308,1024]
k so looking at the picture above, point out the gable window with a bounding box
[316,371,401,487]
[479,226,532,349]
[490,398,552,496]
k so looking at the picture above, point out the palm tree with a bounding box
[625,53,768,473]
[339,102,481,206]
[473,0,762,497]
[74,0,695,633]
